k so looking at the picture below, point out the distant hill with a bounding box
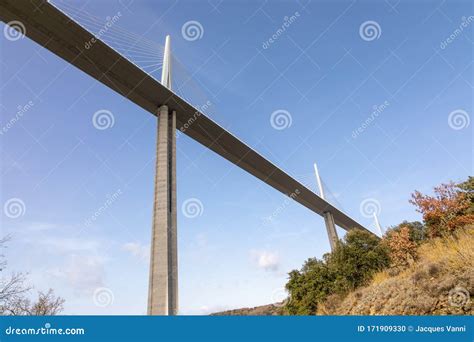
[211,303,284,316]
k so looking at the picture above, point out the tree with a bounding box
[386,221,426,243]
[0,236,31,314]
[285,229,389,314]
[410,180,474,238]
[383,226,418,267]
[4,289,64,316]
[0,236,65,316]
[458,176,474,215]
[327,229,390,294]
[285,259,335,315]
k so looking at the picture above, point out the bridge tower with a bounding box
[373,212,383,236]
[148,35,178,315]
[313,163,339,251]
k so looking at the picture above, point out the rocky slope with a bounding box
[319,229,473,315]
[212,228,473,316]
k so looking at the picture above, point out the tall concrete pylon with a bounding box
[313,163,339,251]
[373,212,383,237]
[148,35,178,315]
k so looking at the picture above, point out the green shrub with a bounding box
[285,229,389,314]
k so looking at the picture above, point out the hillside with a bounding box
[318,228,473,315]
[211,303,283,316]
[212,228,473,316]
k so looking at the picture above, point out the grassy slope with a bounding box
[211,303,284,316]
[212,228,473,316]
[319,228,473,315]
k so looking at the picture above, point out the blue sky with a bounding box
[0,0,472,315]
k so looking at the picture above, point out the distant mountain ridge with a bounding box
[211,303,284,316]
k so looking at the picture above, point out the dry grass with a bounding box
[371,270,391,285]
[212,228,474,316]
[418,227,474,271]
[321,227,474,315]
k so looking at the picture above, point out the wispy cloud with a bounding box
[11,221,110,296]
[250,250,280,272]
[47,254,106,296]
[122,242,149,261]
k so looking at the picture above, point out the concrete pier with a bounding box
[148,105,178,315]
[323,212,338,251]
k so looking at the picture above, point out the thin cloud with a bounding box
[122,242,149,261]
[250,250,280,272]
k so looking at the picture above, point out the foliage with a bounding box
[458,176,474,215]
[284,177,473,316]
[327,229,390,294]
[322,227,474,315]
[285,259,335,315]
[383,226,418,267]
[285,229,389,315]
[409,179,474,238]
[386,220,426,243]
[3,289,64,316]
[0,237,65,316]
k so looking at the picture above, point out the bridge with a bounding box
[0,0,376,315]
